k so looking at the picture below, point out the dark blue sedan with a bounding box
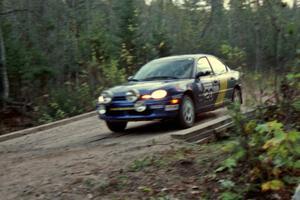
[97,54,242,132]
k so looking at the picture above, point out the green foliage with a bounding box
[219,44,246,69]
[218,119,299,195]
[138,186,153,193]
[221,192,242,200]
[130,155,165,172]
[219,179,235,190]
[102,60,126,87]
[292,100,300,112]
[116,0,141,74]
[130,157,153,172]
[38,82,94,123]
[216,74,300,198]
[215,158,237,172]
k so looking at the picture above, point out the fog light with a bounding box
[126,89,140,102]
[134,101,146,112]
[98,105,106,115]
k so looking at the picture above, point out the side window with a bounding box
[208,56,227,74]
[197,57,212,74]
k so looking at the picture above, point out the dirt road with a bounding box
[0,108,227,200]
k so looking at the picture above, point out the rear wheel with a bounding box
[177,95,195,129]
[106,121,127,133]
[232,88,242,104]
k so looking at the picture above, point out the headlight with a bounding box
[126,89,140,102]
[98,91,113,104]
[98,96,105,103]
[151,89,167,99]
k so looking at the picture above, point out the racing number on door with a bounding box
[202,81,219,101]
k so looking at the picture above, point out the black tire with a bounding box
[106,121,127,133]
[232,88,243,104]
[177,95,195,129]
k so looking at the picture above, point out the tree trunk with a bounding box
[0,21,9,101]
[254,0,262,73]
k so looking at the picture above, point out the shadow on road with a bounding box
[125,111,220,135]
[88,109,224,145]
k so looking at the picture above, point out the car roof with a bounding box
[152,54,212,62]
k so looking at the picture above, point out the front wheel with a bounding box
[177,95,195,129]
[106,121,127,133]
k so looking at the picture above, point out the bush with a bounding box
[36,59,126,124]
[216,73,300,199]
[102,60,126,87]
[37,82,95,123]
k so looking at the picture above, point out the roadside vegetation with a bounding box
[213,72,300,199]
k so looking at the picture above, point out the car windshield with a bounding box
[133,58,194,81]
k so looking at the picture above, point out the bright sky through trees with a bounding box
[145,0,295,7]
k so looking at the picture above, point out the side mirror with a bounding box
[127,76,133,81]
[196,71,211,79]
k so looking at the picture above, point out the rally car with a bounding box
[97,54,242,132]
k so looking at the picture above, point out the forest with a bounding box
[0,0,299,130]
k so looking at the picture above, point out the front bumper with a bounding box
[97,98,180,121]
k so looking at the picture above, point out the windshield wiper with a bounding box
[142,76,179,81]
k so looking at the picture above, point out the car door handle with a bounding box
[213,80,219,84]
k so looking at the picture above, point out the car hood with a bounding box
[107,79,192,96]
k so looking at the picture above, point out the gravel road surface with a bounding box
[0,108,227,200]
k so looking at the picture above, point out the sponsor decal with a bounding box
[165,104,179,111]
[215,79,228,106]
[150,105,164,109]
[202,82,220,101]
